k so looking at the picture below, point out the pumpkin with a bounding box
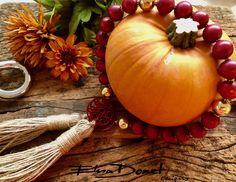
[105,8,236,127]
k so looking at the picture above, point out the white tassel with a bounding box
[0,113,85,153]
[0,119,95,182]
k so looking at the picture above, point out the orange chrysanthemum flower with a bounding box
[4,4,58,68]
[45,34,93,81]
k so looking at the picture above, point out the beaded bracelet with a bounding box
[87,0,236,143]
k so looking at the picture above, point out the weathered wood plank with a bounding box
[0,3,236,182]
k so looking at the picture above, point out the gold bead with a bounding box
[139,0,154,12]
[212,100,231,116]
[101,87,112,97]
[119,118,129,130]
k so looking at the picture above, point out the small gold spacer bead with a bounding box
[139,0,155,12]
[101,87,112,97]
[212,100,231,116]
[118,118,129,130]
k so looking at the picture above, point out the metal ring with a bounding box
[0,60,31,99]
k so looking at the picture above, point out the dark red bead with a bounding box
[174,1,193,19]
[189,122,207,138]
[218,59,236,80]
[156,0,175,15]
[96,31,109,46]
[131,121,145,135]
[161,128,176,143]
[175,126,191,143]
[212,40,234,60]
[95,46,106,59]
[86,97,116,131]
[108,5,124,21]
[96,60,106,72]
[100,17,114,33]
[99,72,109,85]
[192,10,209,29]
[217,81,236,99]
[122,0,138,15]
[145,125,159,140]
[201,112,220,129]
[203,24,222,43]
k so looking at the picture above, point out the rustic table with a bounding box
[0,3,236,182]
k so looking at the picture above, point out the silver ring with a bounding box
[0,60,31,99]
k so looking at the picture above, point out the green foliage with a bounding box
[35,0,122,45]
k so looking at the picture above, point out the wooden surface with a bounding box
[0,3,236,182]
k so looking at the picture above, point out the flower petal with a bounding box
[45,60,56,68]
[51,68,61,78]
[77,66,88,77]
[40,42,47,54]
[60,70,69,81]
[44,51,55,60]
[70,70,79,81]
[55,36,66,48]
[59,64,67,72]
[79,47,92,57]
[66,34,77,45]
[75,42,88,48]
[49,40,60,52]
[76,58,93,67]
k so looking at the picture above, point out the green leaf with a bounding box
[69,3,82,35]
[58,0,73,7]
[83,26,96,45]
[56,17,71,36]
[33,0,55,10]
[79,9,92,22]
[95,0,107,10]
[53,0,64,13]
[112,0,122,4]
[90,6,102,15]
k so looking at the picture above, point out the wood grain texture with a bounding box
[0,3,236,182]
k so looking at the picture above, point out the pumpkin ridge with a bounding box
[181,57,195,121]
[114,46,173,124]
[176,49,218,124]
[146,48,176,118]
[106,39,170,75]
[115,45,168,92]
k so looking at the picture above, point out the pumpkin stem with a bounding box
[167,18,199,49]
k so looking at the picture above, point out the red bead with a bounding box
[96,60,106,72]
[217,81,236,99]
[131,121,144,135]
[175,126,190,143]
[96,31,109,46]
[192,10,209,29]
[95,46,106,59]
[174,1,193,19]
[161,128,176,143]
[156,0,175,15]
[189,123,207,138]
[145,125,159,140]
[212,40,234,60]
[122,0,138,15]
[100,17,114,33]
[99,72,109,85]
[201,112,220,129]
[218,59,236,80]
[203,24,222,43]
[108,5,124,21]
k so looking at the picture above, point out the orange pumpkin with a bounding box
[105,8,236,127]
